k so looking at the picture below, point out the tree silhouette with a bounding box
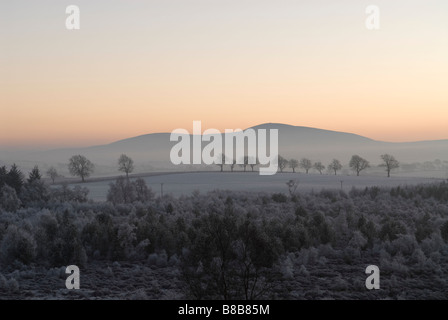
[349,155,370,176]
[0,166,8,189]
[248,157,259,172]
[289,159,299,173]
[239,156,249,172]
[46,167,59,184]
[7,164,24,194]
[118,154,134,179]
[278,156,288,173]
[313,162,325,174]
[380,154,399,178]
[217,153,227,172]
[328,159,342,175]
[68,155,94,182]
[27,166,42,183]
[300,158,312,174]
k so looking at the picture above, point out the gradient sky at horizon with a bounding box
[1,0,447,148]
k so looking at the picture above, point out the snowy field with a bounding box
[70,172,444,202]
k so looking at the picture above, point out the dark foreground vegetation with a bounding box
[1,167,448,299]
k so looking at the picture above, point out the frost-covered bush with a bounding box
[115,223,137,259]
[0,185,21,212]
[272,193,287,203]
[134,178,155,202]
[51,184,89,203]
[107,177,154,205]
[21,180,50,207]
[0,225,36,265]
[148,252,167,267]
[1,181,448,299]
[441,221,448,242]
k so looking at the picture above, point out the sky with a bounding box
[1,0,447,148]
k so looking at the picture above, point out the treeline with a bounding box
[1,174,448,298]
[0,165,89,212]
[217,154,400,177]
[2,154,135,185]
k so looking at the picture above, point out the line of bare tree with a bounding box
[216,153,400,177]
[45,153,136,184]
[52,151,400,184]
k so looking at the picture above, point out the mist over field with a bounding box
[67,172,443,202]
[2,124,448,178]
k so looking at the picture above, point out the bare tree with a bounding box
[239,156,249,172]
[46,166,59,184]
[313,162,325,174]
[289,159,299,173]
[230,158,236,172]
[217,153,227,172]
[118,154,134,179]
[248,157,259,172]
[286,179,299,197]
[380,154,399,178]
[300,158,312,174]
[328,159,342,175]
[349,155,370,176]
[68,155,94,182]
[278,155,288,173]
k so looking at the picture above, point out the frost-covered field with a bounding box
[74,172,443,201]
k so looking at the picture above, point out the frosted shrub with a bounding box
[317,244,337,258]
[157,251,168,267]
[296,249,309,265]
[343,247,361,264]
[148,253,158,266]
[307,248,319,265]
[72,186,89,202]
[411,248,427,270]
[51,183,89,203]
[272,193,287,203]
[134,178,154,202]
[390,235,418,256]
[168,254,179,266]
[21,180,50,207]
[318,256,327,265]
[297,265,310,277]
[280,255,294,279]
[7,278,19,293]
[388,253,409,274]
[107,177,136,204]
[133,239,150,260]
[0,274,7,289]
[0,185,21,212]
[420,233,444,256]
[0,225,36,265]
[116,223,137,259]
[348,231,367,250]
[380,219,407,241]
[128,288,148,300]
[429,251,441,264]
[107,177,154,205]
[441,221,448,242]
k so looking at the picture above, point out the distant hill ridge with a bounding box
[2,123,447,175]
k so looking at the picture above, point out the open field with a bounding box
[67,172,444,201]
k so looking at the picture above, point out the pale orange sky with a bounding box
[1,0,447,148]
